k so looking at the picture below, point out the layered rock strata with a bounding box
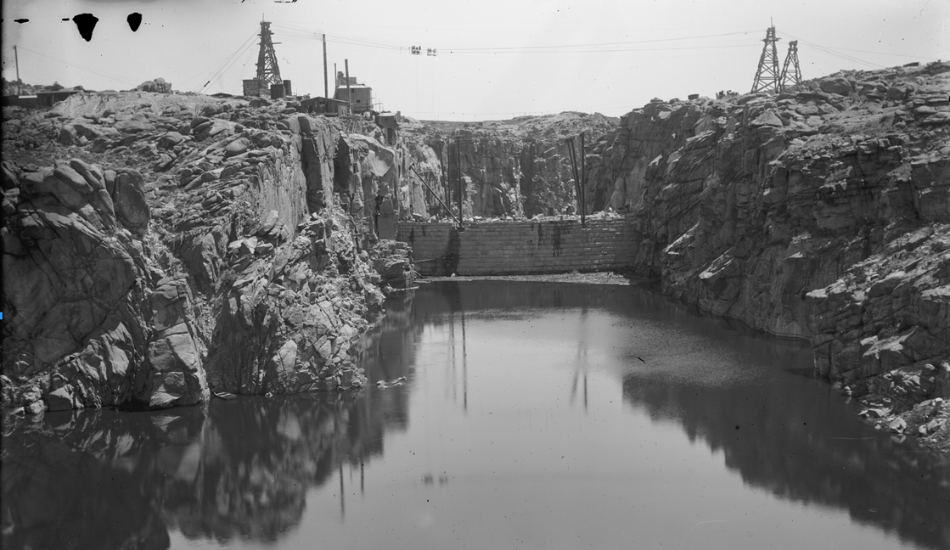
[397,113,617,220]
[585,61,950,446]
[2,92,409,413]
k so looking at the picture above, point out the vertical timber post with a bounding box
[579,132,586,227]
[567,137,580,215]
[456,140,463,228]
[322,34,328,98]
[344,59,352,114]
[394,149,400,219]
[441,155,448,217]
[14,46,21,96]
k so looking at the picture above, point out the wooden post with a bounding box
[322,34,328,98]
[441,154,448,216]
[410,165,459,225]
[344,59,352,114]
[14,46,21,96]
[394,149,400,218]
[408,159,414,219]
[579,132,586,227]
[566,137,580,215]
[456,140,463,227]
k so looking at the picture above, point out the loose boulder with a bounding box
[819,78,852,96]
[112,170,151,234]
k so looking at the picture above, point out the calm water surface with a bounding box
[3,281,949,550]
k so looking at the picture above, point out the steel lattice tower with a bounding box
[255,21,282,86]
[750,26,781,93]
[779,40,803,90]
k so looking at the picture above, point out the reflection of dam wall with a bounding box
[418,280,650,315]
[414,280,764,340]
[622,376,950,549]
[1,389,404,549]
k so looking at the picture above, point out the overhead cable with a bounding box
[16,46,138,87]
[180,32,258,87]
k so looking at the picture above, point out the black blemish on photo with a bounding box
[127,13,142,32]
[72,13,100,42]
[14,19,30,24]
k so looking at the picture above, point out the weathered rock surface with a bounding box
[398,113,617,220]
[370,239,416,290]
[2,91,404,412]
[586,60,950,446]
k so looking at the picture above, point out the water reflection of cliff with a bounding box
[1,289,431,550]
[9,281,947,550]
[622,374,950,549]
[2,386,404,548]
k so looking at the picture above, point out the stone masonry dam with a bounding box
[396,216,636,276]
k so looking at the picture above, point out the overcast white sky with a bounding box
[2,0,947,120]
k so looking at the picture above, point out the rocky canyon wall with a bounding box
[395,113,617,221]
[1,93,408,413]
[585,62,950,423]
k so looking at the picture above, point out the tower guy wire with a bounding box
[750,26,781,93]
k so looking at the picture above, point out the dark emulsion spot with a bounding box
[127,13,142,32]
[72,13,99,42]
[14,19,29,24]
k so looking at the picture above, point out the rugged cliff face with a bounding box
[3,63,947,446]
[586,61,950,444]
[1,92,405,413]
[396,113,617,220]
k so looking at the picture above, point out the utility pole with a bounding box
[779,40,803,90]
[440,157,448,216]
[750,25,781,93]
[456,140,463,228]
[408,161,414,219]
[394,149,401,218]
[322,34,328,98]
[579,132,586,227]
[566,137,580,216]
[14,45,21,96]
[344,59,352,114]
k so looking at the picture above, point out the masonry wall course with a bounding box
[397,216,636,276]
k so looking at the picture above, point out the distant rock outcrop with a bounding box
[398,113,618,220]
[136,77,172,93]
